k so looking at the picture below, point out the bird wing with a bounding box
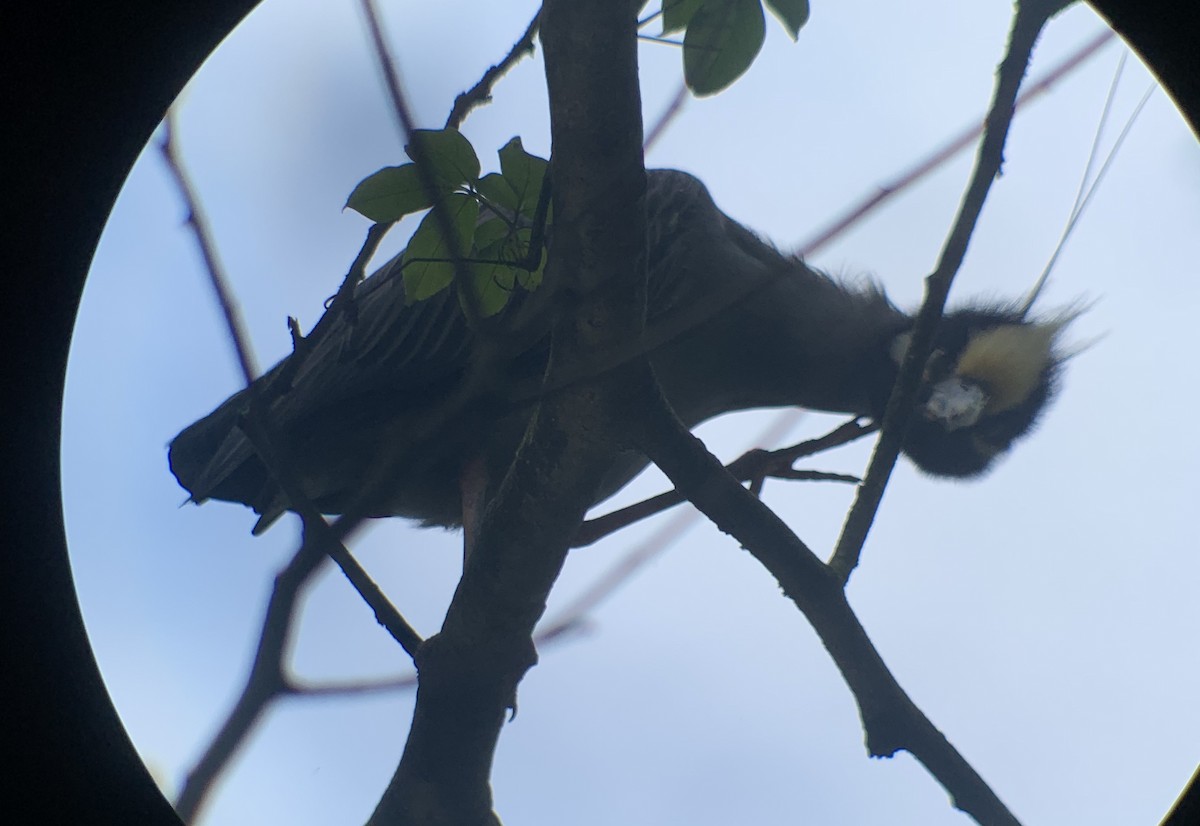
[169,169,737,527]
[168,248,490,519]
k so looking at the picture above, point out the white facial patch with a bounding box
[956,323,1058,412]
[924,376,988,430]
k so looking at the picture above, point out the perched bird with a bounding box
[169,169,1073,533]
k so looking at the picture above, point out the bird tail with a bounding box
[168,389,280,529]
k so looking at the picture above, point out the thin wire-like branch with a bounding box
[636,7,663,29]
[546,506,700,638]
[287,672,417,698]
[637,33,682,45]
[829,0,1066,584]
[1072,53,1127,219]
[644,81,688,152]
[358,0,483,325]
[159,113,258,385]
[1020,76,1156,315]
[444,9,541,131]
[796,27,1115,259]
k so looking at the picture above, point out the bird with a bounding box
[169,169,1075,534]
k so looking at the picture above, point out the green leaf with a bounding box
[345,164,433,222]
[662,0,703,35]
[404,128,481,190]
[765,0,809,39]
[476,172,519,215]
[467,242,518,317]
[472,215,511,249]
[683,0,766,97]
[401,193,480,303]
[463,221,547,316]
[497,137,548,220]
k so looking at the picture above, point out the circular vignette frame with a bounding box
[2,1,1197,823]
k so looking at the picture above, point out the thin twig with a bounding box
[444,9,541,131]
[572,418,874,547]
[637,33,682,45]
[644,81,688,152]
[272,221,392,393]
[159,112,258,385]
[236,410,424,659]
[358,0,483,325]
[630,365,1022,826]
[828,0,1067,584]
[1020,75,1156,315]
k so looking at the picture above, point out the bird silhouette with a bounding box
[169,170,1073,533]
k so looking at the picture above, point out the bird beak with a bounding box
[923,376,988,430]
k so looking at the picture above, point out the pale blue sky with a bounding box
[63,1,1200,823]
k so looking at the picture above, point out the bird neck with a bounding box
[646,211,907,427]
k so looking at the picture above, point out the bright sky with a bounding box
[63,1,1200,824]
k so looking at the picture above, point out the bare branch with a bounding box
[628,374,1022,826]
[829,0,1069,584]
[444,8,541,131]
[235,410,424,659]
[572,417,874,547]
[271,221,391,394]
[159,112,258,384]
[644,81,688,152]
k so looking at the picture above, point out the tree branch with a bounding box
[159,112,258,385]
[367,2,648,822]
[572,417,874,547]
[444,8,542,131]
[160,109,423,822]
[829,0,1069,583]
[627,374,1022,826]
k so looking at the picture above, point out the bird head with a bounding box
[890,306,1082,478]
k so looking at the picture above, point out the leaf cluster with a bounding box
[346,130,549,316]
